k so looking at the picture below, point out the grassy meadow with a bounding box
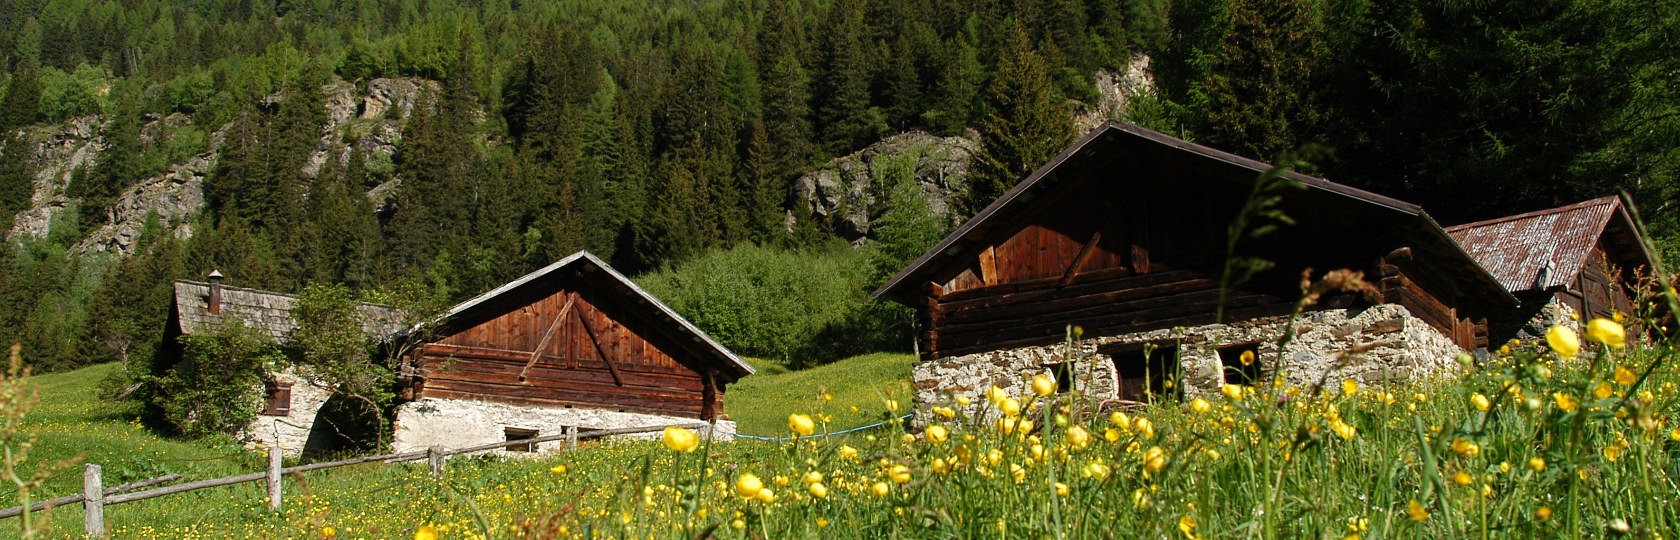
[4,326,1679,538]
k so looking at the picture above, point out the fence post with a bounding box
[82,464,103,538]
[267,443,282,512]
[428,446,444,478]
[566,426,578,451]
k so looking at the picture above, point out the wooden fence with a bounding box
[3,422,708,537]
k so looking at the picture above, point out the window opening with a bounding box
[504,427,540,452]
[1217,342,1264,385]
[1101,342,1179,402]
[262,381,293,416]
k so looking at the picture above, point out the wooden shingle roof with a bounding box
[173,281,408,344]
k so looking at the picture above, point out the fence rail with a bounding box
[3,422,709,537]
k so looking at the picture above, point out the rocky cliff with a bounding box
[5,77,438,254]
[792,57,1157,242]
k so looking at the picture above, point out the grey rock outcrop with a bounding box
[9,76,436,254]
[790,131,978,241]
[6,116,107,241]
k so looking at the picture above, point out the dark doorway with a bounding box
[1100,341,1179,402]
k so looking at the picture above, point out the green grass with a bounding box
[7,342,1680,538]
[726,353,915,436]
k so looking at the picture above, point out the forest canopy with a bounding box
[0,0,1674,374]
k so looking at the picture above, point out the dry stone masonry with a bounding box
[915,303,1463,413]
[392,397,736,455]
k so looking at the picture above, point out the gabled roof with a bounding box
[873,121,1515,306]
[412,251,754,379]
[172,281,408,343]
[1446,195,1661,293]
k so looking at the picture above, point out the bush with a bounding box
[637,243,906,366]
[153,319,283,438]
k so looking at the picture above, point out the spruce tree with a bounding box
[967,22,1072,214]
[815,0,881,155]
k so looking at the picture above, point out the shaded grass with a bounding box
[725,353,914,436]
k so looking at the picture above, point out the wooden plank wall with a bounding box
[1378,259,1488,350]
[414,282,711,418]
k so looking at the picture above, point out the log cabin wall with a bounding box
[413,274,716,419]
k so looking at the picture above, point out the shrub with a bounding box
[637,243,904,366]
[153,319,283,438]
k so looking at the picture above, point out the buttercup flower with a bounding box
[925,424,949,443]
[735,473,764,498]
[1406,500,1428,522]
[415,525,439,540]
[663,426,700,453]
[1032,374,1057,397]
[1546,325,1580,358]
[1471,393,1490,412]
[1586,318,1626,348]
[788,414,815,437]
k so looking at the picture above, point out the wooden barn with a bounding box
[1447,196,1664,343]
[391,251,753,453]
[165,273,407,457]
[875,122,1515,406]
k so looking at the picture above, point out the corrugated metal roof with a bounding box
[1445,196,1620,293]
[173,281,409,343]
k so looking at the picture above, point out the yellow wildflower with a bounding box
[662,426,700,453]
[1586,318,1626,348]
[1178,515,1197,537]
[1239,350,1256,366]
[1142,446,1168,474]
[1528,457,1545,472]
[955,395,972,406]
[1451,438,1480,458]
[1111,411,1131,429]
[999,397,1022,417]
[871,482,891,497]
[889,464,912,484]
[735,473,764,498]
[1603,445,1623,462]
[1553,392,1578,412]
[1330,418,1357,440]
[839,445,859,460]
[1084,462,1112,480]
[1135,417,1155,439]
[1614,366,1637,386]
[788,414,816,437]
[1189,398,1212,414]
[1055,482,1069,496]
[933,406,956,419]
[1067,425,1091,449]
[1470,393,1490,412]
[925,424,949,443]
[807,481,828,499]
[322,526,336,538]
[1105,427,1121,442]
[1032,374,1057,397]
[755,487,775,504]
[1546,325,1580,358]
[1594,381,1615,399]
[817,517,829,528]
[1453,471,1473,486]
[415,525,439,540]
[1221,384,1244,401]
[1342,379,1359,397]
[549,464,567,474]
[1406,500,1428,522]
[1535,507,1552,521]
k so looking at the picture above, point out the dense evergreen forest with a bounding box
[0,0,1674,374]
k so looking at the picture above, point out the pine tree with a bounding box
[762,48,814,174]
[967,23,1072,214]
[0,68,41,223]
[74,95,144,232]
[815,0,882,155]
[925,36,982,136]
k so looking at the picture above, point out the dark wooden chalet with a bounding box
[875,122,1515,362]
[402,251,753,422]
[1447,196,1664,341]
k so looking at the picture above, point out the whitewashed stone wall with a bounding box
[915,303,1463,411]
[392,398,735,455]
[242,369,332,457]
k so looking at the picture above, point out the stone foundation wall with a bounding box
[915,304,1463,411]
[242,369,332,457]
[392,398,735,454]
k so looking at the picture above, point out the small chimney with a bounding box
[207,270,224,315]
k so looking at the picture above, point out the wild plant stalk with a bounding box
[1,344,82,540]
